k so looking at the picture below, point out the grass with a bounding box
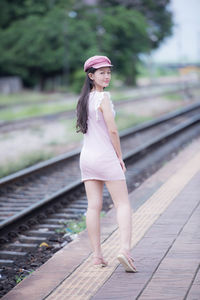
[0,151,54,179]
[15,269,34,284]
[61,119,82,142]
[0,92,132,122]
[0,101,76,121]
[64,216,87,234]
[0,80,187,122]
[0,118,83,179]
[56,212,106,234]
[0,91,132,122]
[116,111,153,131]
[0,92,153,122]
[0,91,53,105]
[164,92,183,101]
[112,93,132,102]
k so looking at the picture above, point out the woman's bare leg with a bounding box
[84,180,104,258]
[105,180,132,254]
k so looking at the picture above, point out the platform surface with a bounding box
[2,137,200,300]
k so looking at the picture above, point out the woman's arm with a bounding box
[100,94,126,172]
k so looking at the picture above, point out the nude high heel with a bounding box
[93,256,108,268]
[117,252,137,272]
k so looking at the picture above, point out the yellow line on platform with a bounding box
[46,152,200,300]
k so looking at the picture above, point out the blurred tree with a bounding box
[80,5,149,85]
[0,0,173,89]
[0,1,95,87]
[0,0,75,28]
[98,0,173,49]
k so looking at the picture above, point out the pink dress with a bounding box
[80,91,125,182]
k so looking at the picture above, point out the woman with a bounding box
[76,55,137,272]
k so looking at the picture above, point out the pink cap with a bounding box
[84,55,113,72]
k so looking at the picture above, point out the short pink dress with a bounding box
[80,91,125,182]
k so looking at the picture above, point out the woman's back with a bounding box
[80,91,125,181]
[83,91,114,151]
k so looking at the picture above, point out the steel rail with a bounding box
[0,114,200,234]
[1,101,200,186]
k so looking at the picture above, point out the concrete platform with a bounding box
[2,137,200,300]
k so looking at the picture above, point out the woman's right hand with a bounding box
[119,158,126,173]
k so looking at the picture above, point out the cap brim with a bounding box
[92,62,113,69]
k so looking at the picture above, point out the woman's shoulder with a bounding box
[89,90,110,101]
[103,91,111,99]
[90,91,110,108]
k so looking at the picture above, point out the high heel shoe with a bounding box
[93,256,108,268]
[117,252,137,273]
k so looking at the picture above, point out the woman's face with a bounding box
[89,67,111,90]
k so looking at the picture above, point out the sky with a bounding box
[152,0,200,63]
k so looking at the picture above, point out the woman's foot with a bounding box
[93,256,108,268]
[117,252,137,273]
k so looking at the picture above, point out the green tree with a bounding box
[0,4,96,87]
[99,0,174,49]
[0,0,173,89]
[0,0,75,28]
[79,5,149,84]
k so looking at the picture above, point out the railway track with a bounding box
[0,80,199,133]
[0,78,196,110]
[0,102,199,263]
[0,101,200,297]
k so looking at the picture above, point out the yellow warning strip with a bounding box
[46,152,200,300]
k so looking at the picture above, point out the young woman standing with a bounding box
[76,55,137,272]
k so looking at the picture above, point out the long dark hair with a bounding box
[76,67,96,134]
